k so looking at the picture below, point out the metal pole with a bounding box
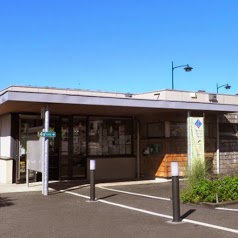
[43,104,49,196]
[137,120,140,179]
[187,111,191,172]
[90,159,96,201]
[216,114,220,174]
[26,162,29,188]
[172,61,174,90]
[171,162,180,222]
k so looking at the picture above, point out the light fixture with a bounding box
[172,61,193,89]
[216,83,231,93]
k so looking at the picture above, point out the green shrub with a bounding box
[181,178,216,203]
[215,176,238,202]
[181,175,238,203]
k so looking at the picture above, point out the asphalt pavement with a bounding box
[0,180,238,238]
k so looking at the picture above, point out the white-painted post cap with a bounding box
[171,162,179,176]
[90,160,96,170]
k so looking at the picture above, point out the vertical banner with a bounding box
[189,117,204,163]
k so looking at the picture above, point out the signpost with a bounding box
[43,104,50,196]
[40,131,56,138]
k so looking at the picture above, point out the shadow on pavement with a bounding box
[0,196,14,207]
[48,180,89,192]
[98,193,117,200]
[180,209,196,220]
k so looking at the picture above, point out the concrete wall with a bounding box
[87,157,136,181]
[219,139,238,175]
[0,158,13,184]
[0,114,13,183]
[0,114,12,157]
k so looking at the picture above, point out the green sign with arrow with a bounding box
[40,131,56,138]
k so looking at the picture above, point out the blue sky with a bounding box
[0,0,238,94]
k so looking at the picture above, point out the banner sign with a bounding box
[189,117,204,162]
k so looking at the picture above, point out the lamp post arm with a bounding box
[217,84,230,93]
[171,61,193,90]
[172,64,189,70]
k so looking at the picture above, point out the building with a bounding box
[0,85,238,184]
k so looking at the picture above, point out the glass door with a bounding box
[60,118,70,179]
[59,116,87,180]
[72,117,87,178]
[19,116,43,183]
[49,117,60,180]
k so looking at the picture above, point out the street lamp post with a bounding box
[172,61,193,90]
[216,83,231,93]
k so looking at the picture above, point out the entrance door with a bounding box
[59,117,87,180]
[49,117,60,180]
[60,117,70,179]
[72,117,87,178]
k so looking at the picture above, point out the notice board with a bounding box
[27,136,44,173]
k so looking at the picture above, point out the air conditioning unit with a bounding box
[208,94,217,102]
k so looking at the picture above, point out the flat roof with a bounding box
[0,85,238,116]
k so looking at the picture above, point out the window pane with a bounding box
[88,118,132,156]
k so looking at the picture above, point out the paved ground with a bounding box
[0,180,238,238]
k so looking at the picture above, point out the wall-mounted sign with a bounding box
[144,143,162,155]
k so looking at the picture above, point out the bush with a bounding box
[181,175,238,203]
[216,176,238,202]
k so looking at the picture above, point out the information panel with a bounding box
[27,136,44,173]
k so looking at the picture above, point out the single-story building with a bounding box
[0,85,238,184]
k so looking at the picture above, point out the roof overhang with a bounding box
[0,89,238,116]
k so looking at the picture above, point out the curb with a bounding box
[200,200,238,208]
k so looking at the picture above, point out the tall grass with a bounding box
[187,158,206,185]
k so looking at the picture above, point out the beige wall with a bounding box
[0,114,12,158]
[0,114,13,183]
[0,158,13,184]
[87,157,136,181]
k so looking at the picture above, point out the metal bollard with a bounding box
[90,160,96,201]
[171,162,181,222]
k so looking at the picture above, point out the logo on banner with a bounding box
[195,119,202,129]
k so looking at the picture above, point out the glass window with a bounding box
[147,123,165,138]
[219,123,238,138]
[61,118,69,155]
[88,118,132,156]
[73,117,86,156]
[170,122,187,137]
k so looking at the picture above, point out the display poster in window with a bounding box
[147,123,165,138]
[120,145,126,154]
[170,122,187,137]
[88,118,132,156]
[126,145,131,154]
